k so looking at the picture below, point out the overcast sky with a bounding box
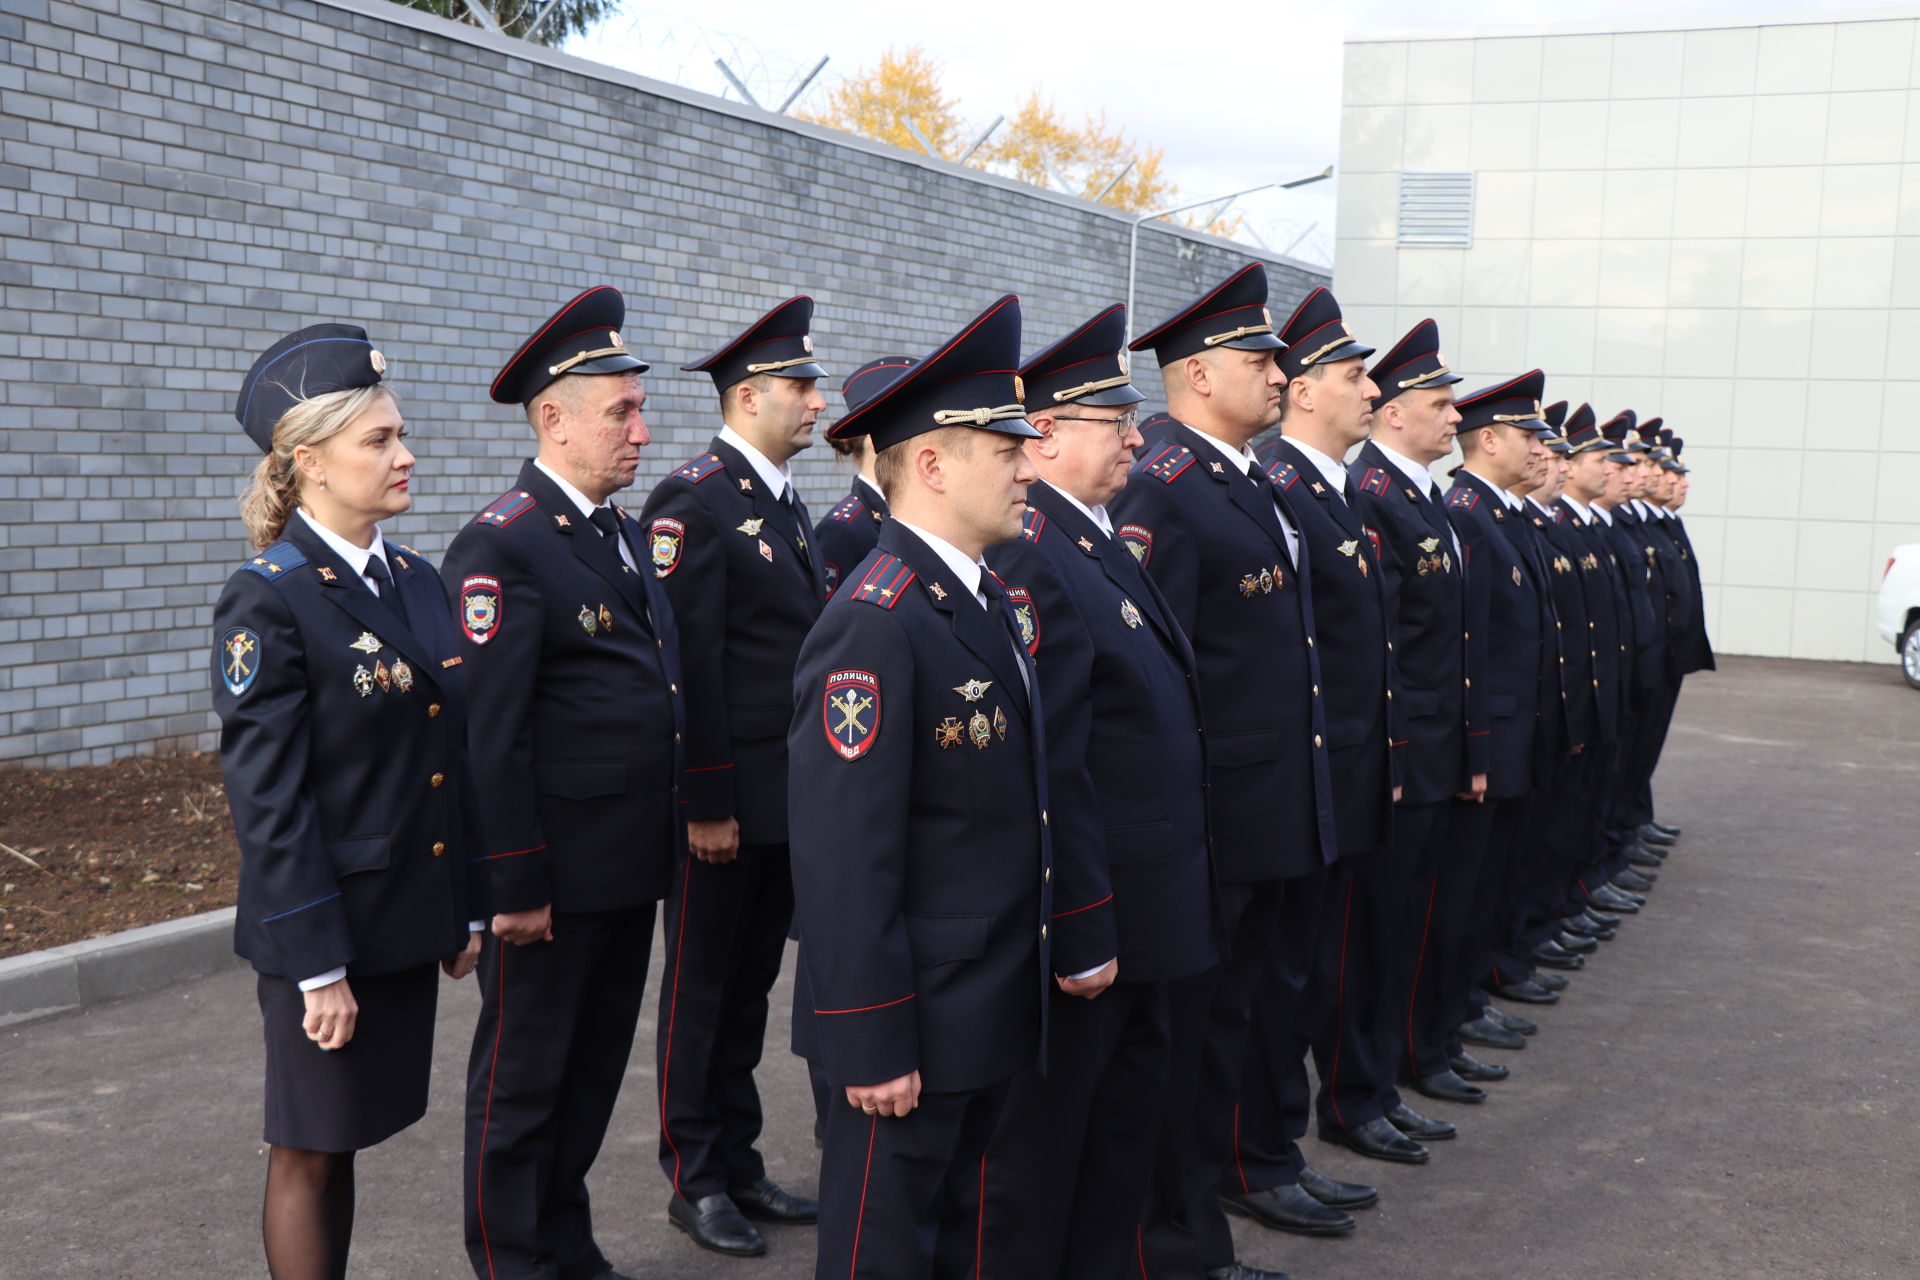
[567,0,1879,265]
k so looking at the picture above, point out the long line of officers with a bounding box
[211,261,1713,1280]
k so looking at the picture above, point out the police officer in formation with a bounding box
[638,297,827,1256]
[215,265,1710,1280]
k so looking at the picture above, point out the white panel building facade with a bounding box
[1335,10,1920,662]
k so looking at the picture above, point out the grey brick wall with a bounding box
[0,0,1328,767]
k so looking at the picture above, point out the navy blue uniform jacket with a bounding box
[1263,437,1397,856]
[213,516,482,981]
[639,438,825,845]
[1445,472,1547,798]
[439,460,686,916]
[1108,422,1336,883]
[1349,442,1482,806]
[985,479,1222,984]
[1665,515,1716,676]
[1556,500,1627,747]
[1604,505,1670,696]
[1526,500,1599,753]
[814,478,889,600]
[788,522,1051,1093]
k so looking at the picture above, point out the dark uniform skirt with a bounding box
[258,963,439,1153]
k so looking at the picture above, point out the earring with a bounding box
[318,477,327,489]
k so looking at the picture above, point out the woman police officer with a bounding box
[211,325,485,1280]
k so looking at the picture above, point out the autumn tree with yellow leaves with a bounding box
[801,45,1234,231]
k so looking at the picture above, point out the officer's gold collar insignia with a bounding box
[928,582,947,600]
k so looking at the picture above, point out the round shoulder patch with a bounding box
[216,628,261,696]
[461,574,503,645]
[650,516,685,578]
[821,669,881,761]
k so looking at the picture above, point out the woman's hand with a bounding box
[442,929,483,980]
[302,978,358,1051]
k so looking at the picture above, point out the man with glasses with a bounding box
[979,305,1220,1277]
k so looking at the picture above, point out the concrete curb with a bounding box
[0,908,242,1027]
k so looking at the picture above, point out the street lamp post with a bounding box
[1124,165,1334,345]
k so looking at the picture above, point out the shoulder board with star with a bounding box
[474,489,537,528]
[1020,507,1048,542]
[1553,506,1570,524]
[1138,443,1195,484]
[1357,466,1391,497]
[672,452,727,484]
[827,493,867,524]
[1446,487,1479,511]
[850,554,917,609]
[1265,459,1300,490]
[238,540,308,580]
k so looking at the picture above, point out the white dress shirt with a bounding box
[1049,483,1115,537]
[718,424,797,502]
[1185,425,1301,562]
[1372,439,1461,557]
[1561,495,1593,523]
[1284,435,1354,503]
[535,458,638,572]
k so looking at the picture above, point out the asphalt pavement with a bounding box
[3,655,1916,1279]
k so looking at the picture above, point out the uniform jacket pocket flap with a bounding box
[534,760,629,800]
[325,835,391,877]
[1208,729,1280,769]
[904,913,991,967]
[726,705,792,741]
[1103,820,1173,867]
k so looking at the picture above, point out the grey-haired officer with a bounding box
[445,286,685,1280]
[213,326,485,1279]
[979,305,1221,1277]
[639,296,828,1256]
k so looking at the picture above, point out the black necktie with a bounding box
[781,487,813,567]
[588,507,630,573]
[364,554,410,629]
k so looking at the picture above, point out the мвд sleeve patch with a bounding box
[216,628,261,696]
[649,516,685,577]
[821,669,881,761]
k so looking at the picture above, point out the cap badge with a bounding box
[1013,375,1025,403]
[802,334,814,354]
[1262,307,1274,328]
[1116,350,1130,376]
[368,349,387,375]
[608,331,624,349]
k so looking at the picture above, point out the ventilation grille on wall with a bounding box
[1397,171,1475,248]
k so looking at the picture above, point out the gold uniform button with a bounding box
[1040,924,1048,939]
[1314,734,1324,748]
[430,772,445,788]
[1387,690,1394,700]
[428,703,442,718]
[671,683,679,694]
[432,842,446,857]
[1307,637,1315,647]
[1044,868,1052,883]
[675,732,683,743]
[1464,678,1472,688]
[1312,684,1320,697]
[1041,810,1049,826]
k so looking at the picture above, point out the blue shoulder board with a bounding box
[239,540,307,580]
[827,494,866,524]
[849,554,917,609]
[1358,466,1390,497]
[475,489,537,528]
[1020,508,1048,542]
[1265,459,1300,490]
[1140,443,1195,484]
[1446,486,1478,511]
[672,453,727,484]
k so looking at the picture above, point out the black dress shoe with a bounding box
[1412,1068,1485,1104]
[1449,1050,1509,1081]
[1458,1015,1527,1049]
[1615,868,1656,891]
[668,1193,766,1257]
[1649,820,1681,838]
[1533,971,1570,991]
[1554,930,1598,954]
[1386,1102,1456,1139]
[1627,848,1664,870]
[1321,1116,1429,1164]
[1297,1164,1379,1210]
[1607,881,1648,905]
[728,1176,818,1224]
[1589,885,1640,913]
[1483,1005,1537,1035]
[1491,978,1559,1004]
[1638,823,1677,846]
[1572,910,1618,939]
[1532,941,1585,971]
[1583,906,1621,927]
[1220,1184,1355,1236]
[1205,1264,1291,1280]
